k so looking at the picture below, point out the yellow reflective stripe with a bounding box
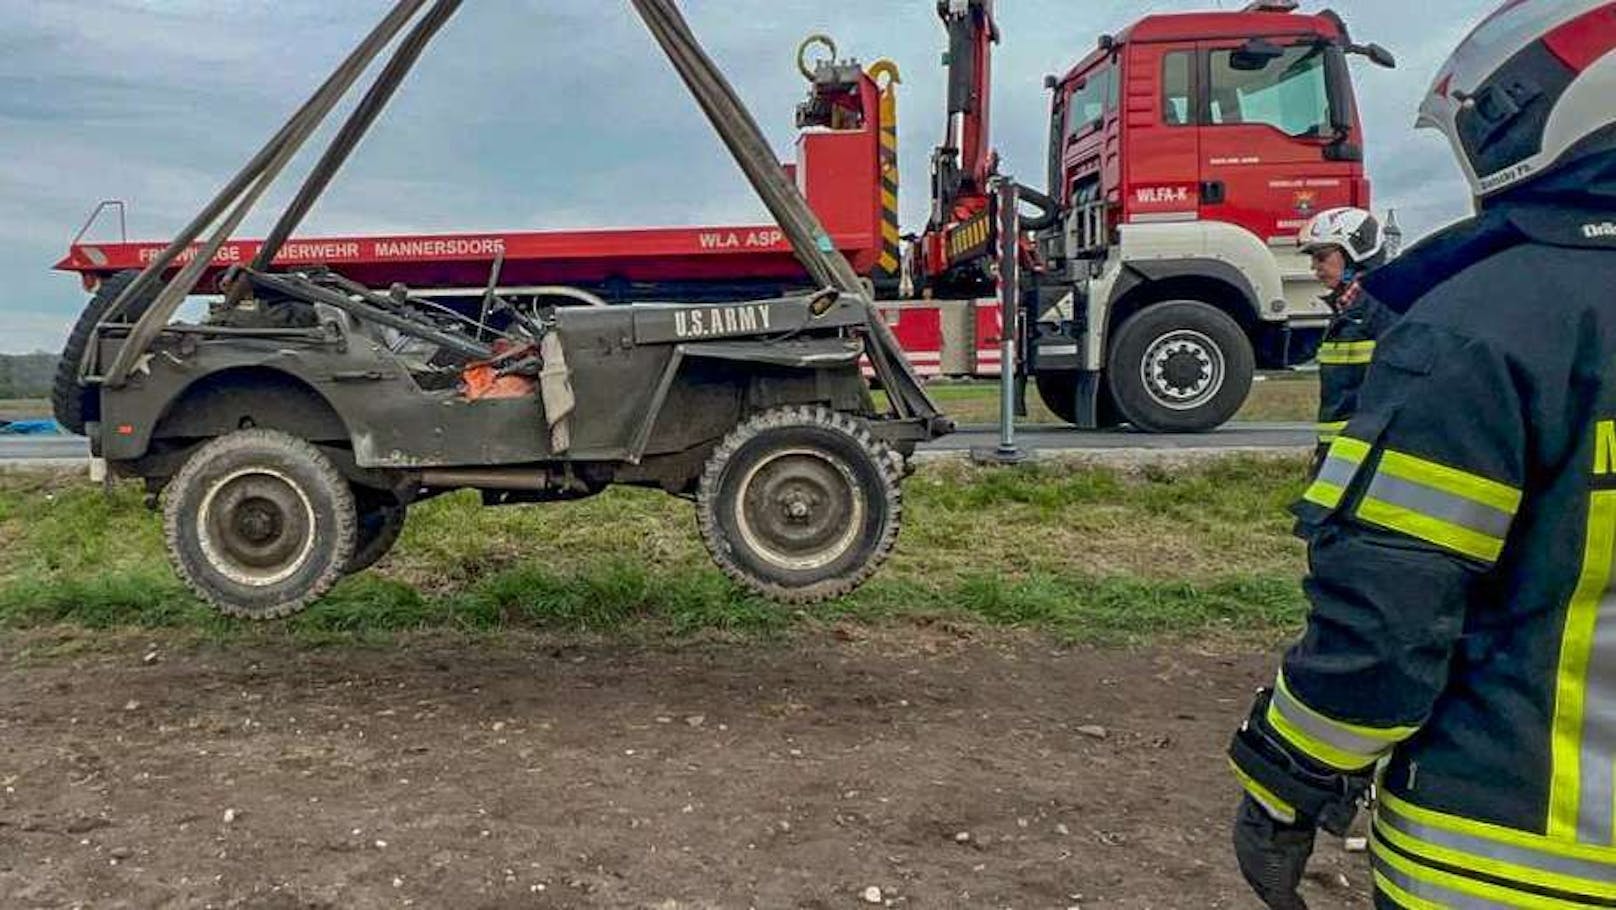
[1267,671,1414,772]
[1301,435,1372,509]
[1550,491,1616,841]
[1329,435,1372,464]
[1378,451,1523,516]
[1374,816,1616,900]
[1382,789,1616,866]
[1318,420,1348,443]
[1265,709,1379,772]
[1304,481,1346,510]
[1277,673,1419,745]
[1371,871,1447,910]
[1354,450,1521,564]
[1319,341,1376,365]
[1372,830,1597,909]
[1228,759,1297,824]
[1356,498,1508,562]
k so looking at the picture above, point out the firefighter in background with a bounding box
[1297,208,1395,466]
[1226,2,1616,908]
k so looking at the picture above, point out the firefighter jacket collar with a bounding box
[1505,205,1616,251]
[1360,210,1523,315]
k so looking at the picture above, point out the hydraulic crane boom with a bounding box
[928,0,999,231]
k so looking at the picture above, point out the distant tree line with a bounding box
[0,353,57,399]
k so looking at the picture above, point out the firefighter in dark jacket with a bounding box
[1227,2,1616,907]
[1297,208,1396,464]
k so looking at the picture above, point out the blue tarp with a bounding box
[0,419,62,436]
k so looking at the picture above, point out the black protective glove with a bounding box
[1233,794,1316,910]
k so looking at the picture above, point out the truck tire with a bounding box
[697,406,902,604]
[164,429,356,620]
[1034,371,1122,429]
[51,270,160,436]
[1105,301,1254,434]
[345,489,407,575]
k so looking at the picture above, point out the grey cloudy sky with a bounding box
[0,0,1490,354]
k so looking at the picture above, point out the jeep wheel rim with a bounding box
[734,449,865,573]
[197,468,317,587]
[1142,329,1225,412]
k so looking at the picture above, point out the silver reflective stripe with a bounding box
[1315,454,1361,491]
[1371,851,1512,910]
[1377,802,1616,886]
[1365,472,1516,540]
[1271,681,1392,762]
[1579,542,1616,846]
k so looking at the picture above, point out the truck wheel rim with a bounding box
[1141,329,1225,412]
[197,467,318,587]
[734,448,865,573]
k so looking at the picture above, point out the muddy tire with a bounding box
[346,489,407,575]
[51,270,160,436]
[697,406,902,604]
[1105,301,1254,434]
[164,430,356,620]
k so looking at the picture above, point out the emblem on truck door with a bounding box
[674,303,775,339]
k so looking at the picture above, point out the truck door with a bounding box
[1195,39,1360,241]
[1119,41,1201,225]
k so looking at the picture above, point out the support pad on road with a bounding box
[970,444,1032,466]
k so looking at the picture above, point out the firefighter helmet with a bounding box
[1298,208,1386,266]
[1418,1,1616,197]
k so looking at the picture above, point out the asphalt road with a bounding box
[933,422,1313,456]
[0,436,95,462]
[0,423,1313,468]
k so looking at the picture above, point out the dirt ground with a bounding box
[0,630,1372,909]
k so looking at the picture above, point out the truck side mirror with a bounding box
[1230,38,1284,71]
[1364,43,1397,69]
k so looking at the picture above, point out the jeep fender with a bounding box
[627,338,867,462]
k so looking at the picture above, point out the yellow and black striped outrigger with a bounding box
[869,60,903,291]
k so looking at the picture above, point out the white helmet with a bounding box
[1418,1,1616,198]
[1298,208,1386,266]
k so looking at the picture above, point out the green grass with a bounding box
[0,458,1313,646]
[901,374,1320,426]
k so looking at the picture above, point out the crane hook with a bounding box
[796,33,838,81]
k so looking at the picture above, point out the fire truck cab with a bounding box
[1025,2,1393,431]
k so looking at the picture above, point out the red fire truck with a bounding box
[56,0,1393,432]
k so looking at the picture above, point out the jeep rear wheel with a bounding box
[164,430,356,620]
[1106,301,1254,433]
[697,406,901,604]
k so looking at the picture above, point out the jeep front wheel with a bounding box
[164,430,356,620]
[697,406,902,604]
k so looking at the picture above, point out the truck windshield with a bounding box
[1208,44,1332,138]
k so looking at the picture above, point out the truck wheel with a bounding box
[697,406,902,604]
[51,270,160,436]
[345,489,408,575]
[1034,372,1122,429]
[164,430,356,620]
[1106,301,1254,433]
